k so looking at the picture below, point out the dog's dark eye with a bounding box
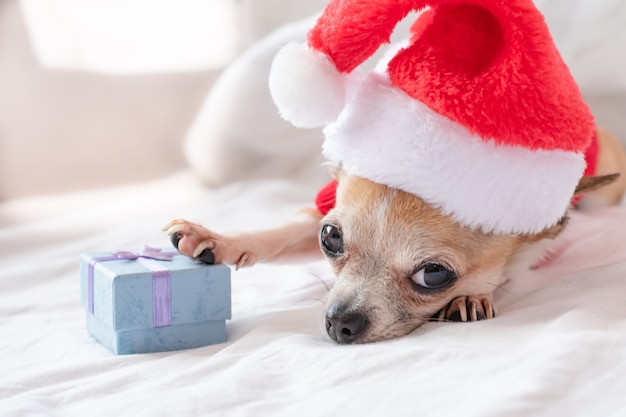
[320,224,344,256]
[411,263,456,290]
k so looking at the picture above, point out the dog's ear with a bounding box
[574,174,620,196]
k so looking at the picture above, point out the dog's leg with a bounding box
[163,208,324,269]
[435,295,495,322]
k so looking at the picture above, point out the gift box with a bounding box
[79,245,231,355]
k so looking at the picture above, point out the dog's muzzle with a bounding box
[325,302,369,344]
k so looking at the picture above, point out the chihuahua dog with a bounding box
[164,128,625,344]
[166,0,626,344]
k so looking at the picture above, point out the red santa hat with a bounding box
[269,0,595,235]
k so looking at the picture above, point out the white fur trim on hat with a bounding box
[269,42,346,128]
[322,73,586,235]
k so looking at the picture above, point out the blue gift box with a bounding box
[79,246,231,355]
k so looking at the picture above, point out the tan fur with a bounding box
[322,176,541,342]
[164,127,626,344]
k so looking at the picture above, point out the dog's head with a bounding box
[320,173,617,344]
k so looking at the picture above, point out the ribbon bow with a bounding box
[112,245,177,261]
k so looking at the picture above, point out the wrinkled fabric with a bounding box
[2,173,626,417]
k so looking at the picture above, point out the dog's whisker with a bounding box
[426,317,454,323]
[484,280,519,297]
[303,271,333,293]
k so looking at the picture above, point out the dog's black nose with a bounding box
[325,303,368,344]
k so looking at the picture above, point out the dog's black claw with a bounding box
[170,232,182,249]
[447,310,462,322]
[197,249,215,264]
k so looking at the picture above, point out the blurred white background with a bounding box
[0,0,325,200]
[0,0,625,201]
[19,0,240,73]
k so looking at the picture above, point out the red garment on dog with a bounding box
[315,179,339,215]
[315,130,599,216]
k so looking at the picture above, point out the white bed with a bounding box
[3,171,626,416]
[2,1,626,415]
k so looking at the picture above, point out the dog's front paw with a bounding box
[162,219,218,264]
[435,295,495,323]
[162,219,253,269]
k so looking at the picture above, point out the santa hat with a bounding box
[269,0,595,235]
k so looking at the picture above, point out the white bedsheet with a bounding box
[2,171,626,416]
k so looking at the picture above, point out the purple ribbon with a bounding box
[87,245,178,328]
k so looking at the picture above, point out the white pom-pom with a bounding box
[269,42,346,128]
